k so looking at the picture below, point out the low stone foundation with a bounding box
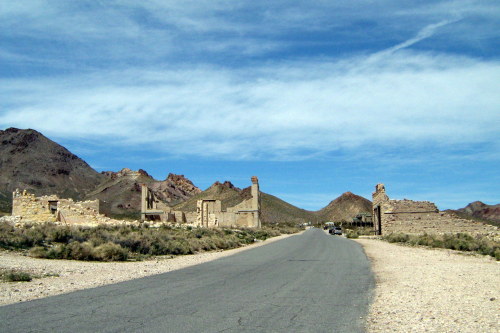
[372,184,498,236]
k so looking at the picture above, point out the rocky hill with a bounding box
[458,201,500,222]
[0,128,105,213]
[86,169,201,219]
[443,201,500,227]
[315,192,372,222]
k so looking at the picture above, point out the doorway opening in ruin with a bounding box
[144,214,162,222]
[48,201,58,214]
[375,206,382,235]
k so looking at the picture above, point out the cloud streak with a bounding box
[375,18,461,57]
[1,51,498,160]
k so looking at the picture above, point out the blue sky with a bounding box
[1,1,499,210]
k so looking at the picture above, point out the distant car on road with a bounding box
[329,226,342,235]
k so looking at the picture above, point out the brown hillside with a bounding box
[444,201,500,227]
[0,128,105,212]
[458,201,500,223]
[260,192,318,225]
[315,192,372,222]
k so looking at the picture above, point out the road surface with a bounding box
[0,228,374,332]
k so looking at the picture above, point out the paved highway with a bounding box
[0,228,374,332]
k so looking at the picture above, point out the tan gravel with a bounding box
[355,238,500,333]
[0,233,298,306]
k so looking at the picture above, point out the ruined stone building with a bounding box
[10,189,123,226]
[141,176,261,228]
[350,213,373,227]
[372,184,498,236]
[141,184,196,224]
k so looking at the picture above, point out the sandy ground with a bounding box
[0,233,298,306]
[355,238,500,333]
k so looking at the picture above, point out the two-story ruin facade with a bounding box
[141,176,261,228]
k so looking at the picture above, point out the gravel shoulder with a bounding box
[355,238,500,333]
[0,233,299,306]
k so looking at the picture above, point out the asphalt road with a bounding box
[0,228,374,333]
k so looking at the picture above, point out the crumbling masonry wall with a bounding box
[11,189,131,226]
[141,184,191,223]
[57,199,101,225]
[372,184,498,236]
[12,190,58,223]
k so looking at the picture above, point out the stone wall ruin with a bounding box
[11,189,131,226]
[372,184,498,236]
[141,176,261,228]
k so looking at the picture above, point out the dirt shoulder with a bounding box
[0,232,299,306]
[355,238,499,333]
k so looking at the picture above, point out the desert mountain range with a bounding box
[1,128,498,225]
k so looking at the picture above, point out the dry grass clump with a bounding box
[344,226,373,238]
[0,222,300,261]
[0,268,33,282]
[346,230,359,238]
[383,232,500,260]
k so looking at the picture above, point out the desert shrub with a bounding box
[346,231,359,239]
[198,238,216,251]
[167,240,192,255]
[66,241,95,261]
[93,242,128,261]
[1,269,33,282]
[235,230,256,244]
[443,233,477,252]
[383,233,410,243]
[22,228,46,246]
[29,246,49,258]
[494,249,500,261]
[412,233,442,247]
[211,235,240,250]
[48,227,72,243]
[45,244,71,259]
[343,227,373,237]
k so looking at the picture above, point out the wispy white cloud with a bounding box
[374,18,462,57]
[2,0,497,64]
[1,51,499,160]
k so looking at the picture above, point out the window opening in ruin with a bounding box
[48,201,58,214]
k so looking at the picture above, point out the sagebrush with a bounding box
[0,269,33,282]
[0,222,300,261]
[382,232,500,260]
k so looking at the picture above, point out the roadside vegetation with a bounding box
[0,268,60,283]
[0,268,33,282]
[0,222,302,261]
[343,226,374,239]
[382,232,500,260]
